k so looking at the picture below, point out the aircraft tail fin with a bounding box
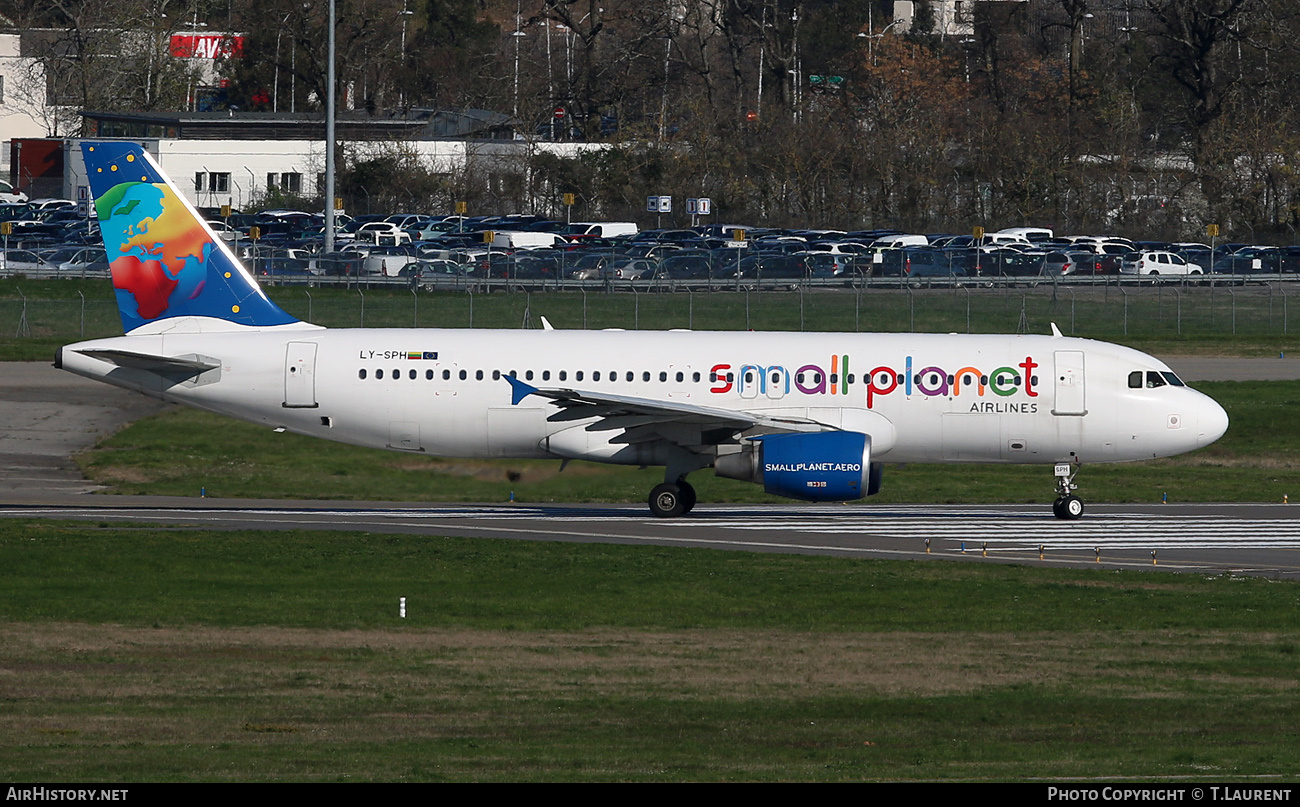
[82,142,299,334]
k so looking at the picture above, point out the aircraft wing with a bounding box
[505,375,828,450]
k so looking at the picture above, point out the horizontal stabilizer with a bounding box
[74,348,220,376]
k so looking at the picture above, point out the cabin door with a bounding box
[1052,350,1087,416]
[284,342,318,408]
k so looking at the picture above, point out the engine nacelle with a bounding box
[714,431,879,502]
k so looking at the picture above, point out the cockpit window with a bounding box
[1131,370,1186,389]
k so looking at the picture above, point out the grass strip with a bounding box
[0,521,1298,781]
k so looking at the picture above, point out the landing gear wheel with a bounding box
[1052,462,1084,520]
[649,483,686,518]
[1053,495,1084,520]
[679,481,697,513]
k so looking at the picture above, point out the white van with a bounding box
[996,227,1054,243]
[490,231,563,250]
[871,234,929,248]
[365,251,422,277]
[571,222,639,238]
[976,232,1032,247]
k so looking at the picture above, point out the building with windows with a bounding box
[20,128,605,214]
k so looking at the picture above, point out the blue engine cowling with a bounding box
[715,431,877,502]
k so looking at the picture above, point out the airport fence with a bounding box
[2,281,1297,345]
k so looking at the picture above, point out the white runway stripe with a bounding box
[5,504,1300,552]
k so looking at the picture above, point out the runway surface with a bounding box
[3,495,1300,580]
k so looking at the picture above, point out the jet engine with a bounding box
[714,431,882,502]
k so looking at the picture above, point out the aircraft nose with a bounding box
[1197,394,1229,447]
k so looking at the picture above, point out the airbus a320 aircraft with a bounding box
[58,141,1229,519]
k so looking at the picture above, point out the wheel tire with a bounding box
[649,483,686,518]
[1054,495,1084,520]
[679,481,697,514]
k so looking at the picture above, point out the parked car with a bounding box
[27,198,76,211]
[804,253,864,278]
[968,249,1044,277]
[1120,250,1204,276]
[600,258,659,280]
[354,221,412,245]
[41,246,108,275]
[0,180,27,205]
[205,220,242,243]
[1040,251,1109,277]
[874,248,965,278]
[0,248,55,274]
[659,250,716,280]
[1211,247,1278,274]
[403,260,473,288]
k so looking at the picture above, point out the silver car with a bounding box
[0,249,55,275]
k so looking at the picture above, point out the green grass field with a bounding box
[1,520,1298,782]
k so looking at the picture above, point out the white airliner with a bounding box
[58,142,1229,519]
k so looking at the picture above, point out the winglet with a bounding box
[505,374,539,405]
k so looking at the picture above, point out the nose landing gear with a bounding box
[1052,462,1084,519]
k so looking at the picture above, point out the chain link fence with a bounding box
[1,283,1294,343]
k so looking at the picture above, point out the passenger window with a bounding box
[425,370,433,380]
[409,369,416,380]
[576,371,584,381]
[543,370,551,381]
[526,370,534,381]
[358,369,367,379]
[492,370,501,380]
[476,370,484,380]
[377,369,384,380]
[559,371,567,381]
[458,370,467,380]
[594,371,601,381]
[442,370,451,380]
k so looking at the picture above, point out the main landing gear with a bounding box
[649,478,697,518]
[1052,462,1084,520]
